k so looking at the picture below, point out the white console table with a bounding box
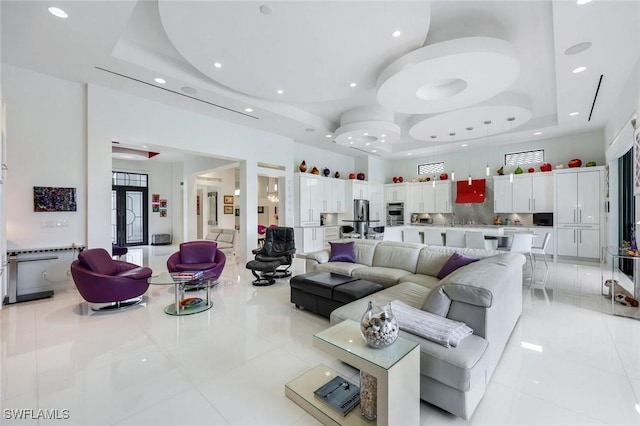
[285,319,420,425]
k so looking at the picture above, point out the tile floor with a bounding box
[1,246,639,426]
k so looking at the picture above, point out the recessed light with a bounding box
[259,4,272,14]
[364,132,369,136]
[347,136,352,140]
[565,42,592,55]
[349,141,354,144]
[466,127,473,131]
[48,7,68,18]
[350,82,357,88]
[244,108,253,113]
[381,139,386,143]
[534,132,542,135]
[407,153,413,156]
[372,150,378,153]
[365,143,370,146]
[381,134,386,138]
[325,134,332,138]
[569,112,580,116]
[576,0,592,5]
[572,66,587,73]
[276,89,284,94]
[213,62,222,69]
[461,144,468,147]
[154,77,166,84]
[392,30,401,38]
[142,145,148,148]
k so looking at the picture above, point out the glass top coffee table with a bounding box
[148,272,219,316]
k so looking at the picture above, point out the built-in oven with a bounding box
[386,202,404,226]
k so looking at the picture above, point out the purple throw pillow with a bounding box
[437,252,479,279]
[329,241,356,263]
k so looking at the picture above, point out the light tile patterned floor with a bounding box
[1,246,639,425]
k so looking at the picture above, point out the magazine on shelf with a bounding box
[313,376,360,416]
[170,271,204,282]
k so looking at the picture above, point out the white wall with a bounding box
[4,65,86,249]
[87,85,294,258]
[388,130,605,183]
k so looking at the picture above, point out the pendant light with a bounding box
[449,132,456,182]
[507,117,515,183]
[484,120,491,176]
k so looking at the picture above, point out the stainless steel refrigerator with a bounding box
[353,199,370,237]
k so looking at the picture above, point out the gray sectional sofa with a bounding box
[303,240,525,419]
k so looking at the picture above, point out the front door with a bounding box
[111,171,149,246]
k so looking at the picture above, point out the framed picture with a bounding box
[159,209,167,217]
[223,195,234,205]
[258,206,264,214]
[160,199,167,208]
[152,204,160,212]
[152,193,160,203]
[224,205,233,214]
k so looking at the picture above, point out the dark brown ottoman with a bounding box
[290,272,383,317]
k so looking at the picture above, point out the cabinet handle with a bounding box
[573,209,577,223]
[579,230,582,244]
[579,209,582,223]
[573,230,576,243]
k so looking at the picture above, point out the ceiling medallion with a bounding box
[409,93,531,142]
[334,106,400,153]
[377,37,520,114]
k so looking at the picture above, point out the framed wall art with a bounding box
[223,195,234,204]
[224,205,233,214]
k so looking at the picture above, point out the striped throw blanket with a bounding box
[390,300,473,348]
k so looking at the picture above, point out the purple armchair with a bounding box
[70,248,152,310]
[166,241,226,282]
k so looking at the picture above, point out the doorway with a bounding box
[112,172,149,246]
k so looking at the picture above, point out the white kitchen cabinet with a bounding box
[322,179,345,213]
[493,177,512,213]
[297,174,322,226]
[556,227,599,259]
[368,183,385,223]
[296,226,325,253]
[385,184,406,202]
[498,174,553,213]
[407,184,423,213]
[350,181,368,200]
[556,170,600,224]
[434,181,452,213]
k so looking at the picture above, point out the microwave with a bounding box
[533,213,553,227]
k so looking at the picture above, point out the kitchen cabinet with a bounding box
[296,226,325,253]
[368,183,385,223]
[493,177,512,213]
[321,179,345,213]
[512,174,553,212]
[556,226,599,258]
[556,170,600,224]
[385,184,406,202]
[496,174,553,213]
[554,168,604,260]
[434,181,452,213]
[406,182,449,213]
[349,181,368,200]
[297,174,323,226]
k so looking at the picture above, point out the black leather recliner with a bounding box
[246,227,296,285]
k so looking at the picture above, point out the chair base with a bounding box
[90,296,143,311]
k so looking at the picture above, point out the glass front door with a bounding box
[112,187,148,246]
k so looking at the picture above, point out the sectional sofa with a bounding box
[303,240,525,419]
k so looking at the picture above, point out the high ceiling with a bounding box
[2,1,639,161]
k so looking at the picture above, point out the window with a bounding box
[112,172,148,187]
[504,149,544,166]
[417,162,445,175]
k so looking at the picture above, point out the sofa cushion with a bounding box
[352,267,410,288]
[217,233,234,243]
[317,262,367,276]
[398,274,441,289]
[371,242,423,273]
[416,249,454,277]
[329,241,356,263]
[352,239,379,266]
[422,287,452,317]
[216,241,233,249]
[437,252,479,279]
[205,231,221,241]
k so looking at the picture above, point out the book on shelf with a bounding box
[313,376,360,416]
[170,271,204,282]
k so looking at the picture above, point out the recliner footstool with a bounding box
[290,272,383,317]
[246,259,281,286]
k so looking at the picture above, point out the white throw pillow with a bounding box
[217,233,234,243]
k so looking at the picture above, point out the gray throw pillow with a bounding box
[421,286,452,317]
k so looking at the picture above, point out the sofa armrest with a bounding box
[304,249,330,273]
